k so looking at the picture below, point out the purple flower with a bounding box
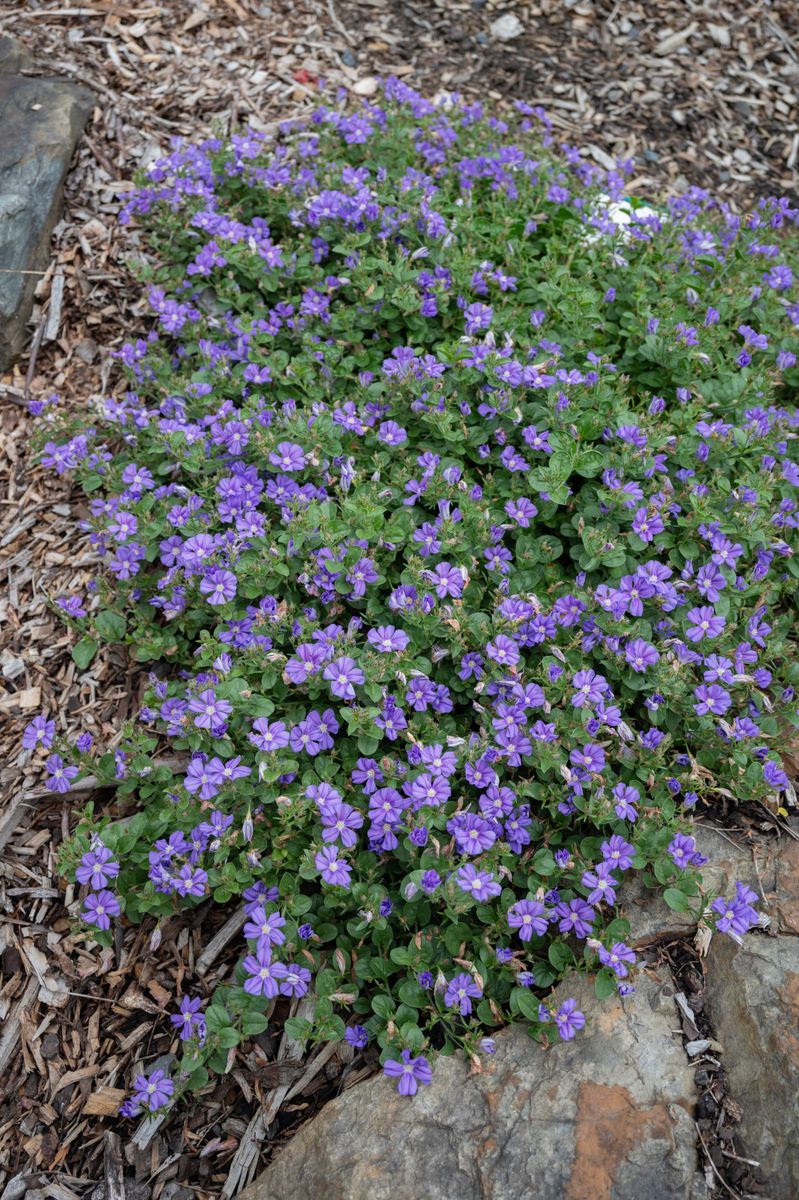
[486,635,520,668]
[377,421,407,446]
[421,870,441,894]
[685,606,726,642]
[763,760,789,790]
[455,864,502,902]
[76,845,120,889]
[448,812,497,855]
[280,963,312,998]
[45,754,79,793]
[668,833,705,870]
[345,1025,369,1049]
[694,683,731,716]
[22,715,56,751]
[242,949,288,997]
[571,669,606,708]
[173,864,208,898]
[315,845,352,887]
[554,898,596,938]
[464,302,493,334]
[269,441,306,471]
[242,907,287,949]
[598,941,636,977]
[612,783,639,821]
[507,899,548,941]
[444,972,483,1016]
[323,655,364,700]
[505,497,538,527]
[130,1068,174,1113]
[170,995,206,1042]
[601,835,635,871]
[243,881,280,912]
[631,508,664,543]
[320,801,364,848]
[582,862,619,905]
[199,568,237,605]
[554,998,585,1040]
[570,744,605,774]
[625,639,659,672]
[367,625,410,653]
[427,561,464,599]
[383,1049,433,1096]
[711,882,759,941]
[82,889,121,930]
[249,719,290,753]
[188,689,233,730]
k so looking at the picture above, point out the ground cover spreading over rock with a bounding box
[2,7,799,1199]
[21,73,799,1153]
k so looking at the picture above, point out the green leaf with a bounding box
[205,1004,231,1033]
[513,989,541,1021]
[240,1011,269,1036]
[95,610,127,641]
[72,637,98,669]
[532,849,557,876]
[663,887,692,913]
[397,980,428,1009]
[371,994,395,1020]
[217,1027,240,1049]
[573,450,604,478]
[186,1066,210,1091]
[594,969,618,1000]
[548,942,573,971]
[284,1016,313,1041]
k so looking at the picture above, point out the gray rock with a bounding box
[622,827,778,944]
[490,13,524,41]
[0,36,34,74]
[242,968,698,1200]
[705,932,799,1198]
[0,74,93,369]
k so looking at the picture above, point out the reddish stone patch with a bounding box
[775,842,799,934]
[773,971,799,1066]
[565,1082,673,1200]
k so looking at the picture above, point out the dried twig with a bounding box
[103,1131,126,1200]
[23,316,47,403]
[195,910,247,977]
[43,271,66,343]
[0,976,39,1076]
[695,1121,744,1200]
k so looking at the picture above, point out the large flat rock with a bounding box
[0,72,93,370]
[242,968,700,1200]
[0,36,34,73]
[705,932,799,1198]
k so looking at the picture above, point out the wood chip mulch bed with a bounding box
[1,2,797,1197]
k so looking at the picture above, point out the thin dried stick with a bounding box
[695,1121,744,1200]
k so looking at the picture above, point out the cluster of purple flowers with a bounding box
[29,77,796,1108]
[75,838,121,931]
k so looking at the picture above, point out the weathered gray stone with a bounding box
[0,36,34,75]
[622,827,778,944]
[705,932,799,1198]
[242,968,699,1200]
[0,74,93,370]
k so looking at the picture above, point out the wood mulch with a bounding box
[1,2,797,1197]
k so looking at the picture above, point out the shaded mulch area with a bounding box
[1,1,798,1197]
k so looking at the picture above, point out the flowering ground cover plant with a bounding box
[26,77,799,1113]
